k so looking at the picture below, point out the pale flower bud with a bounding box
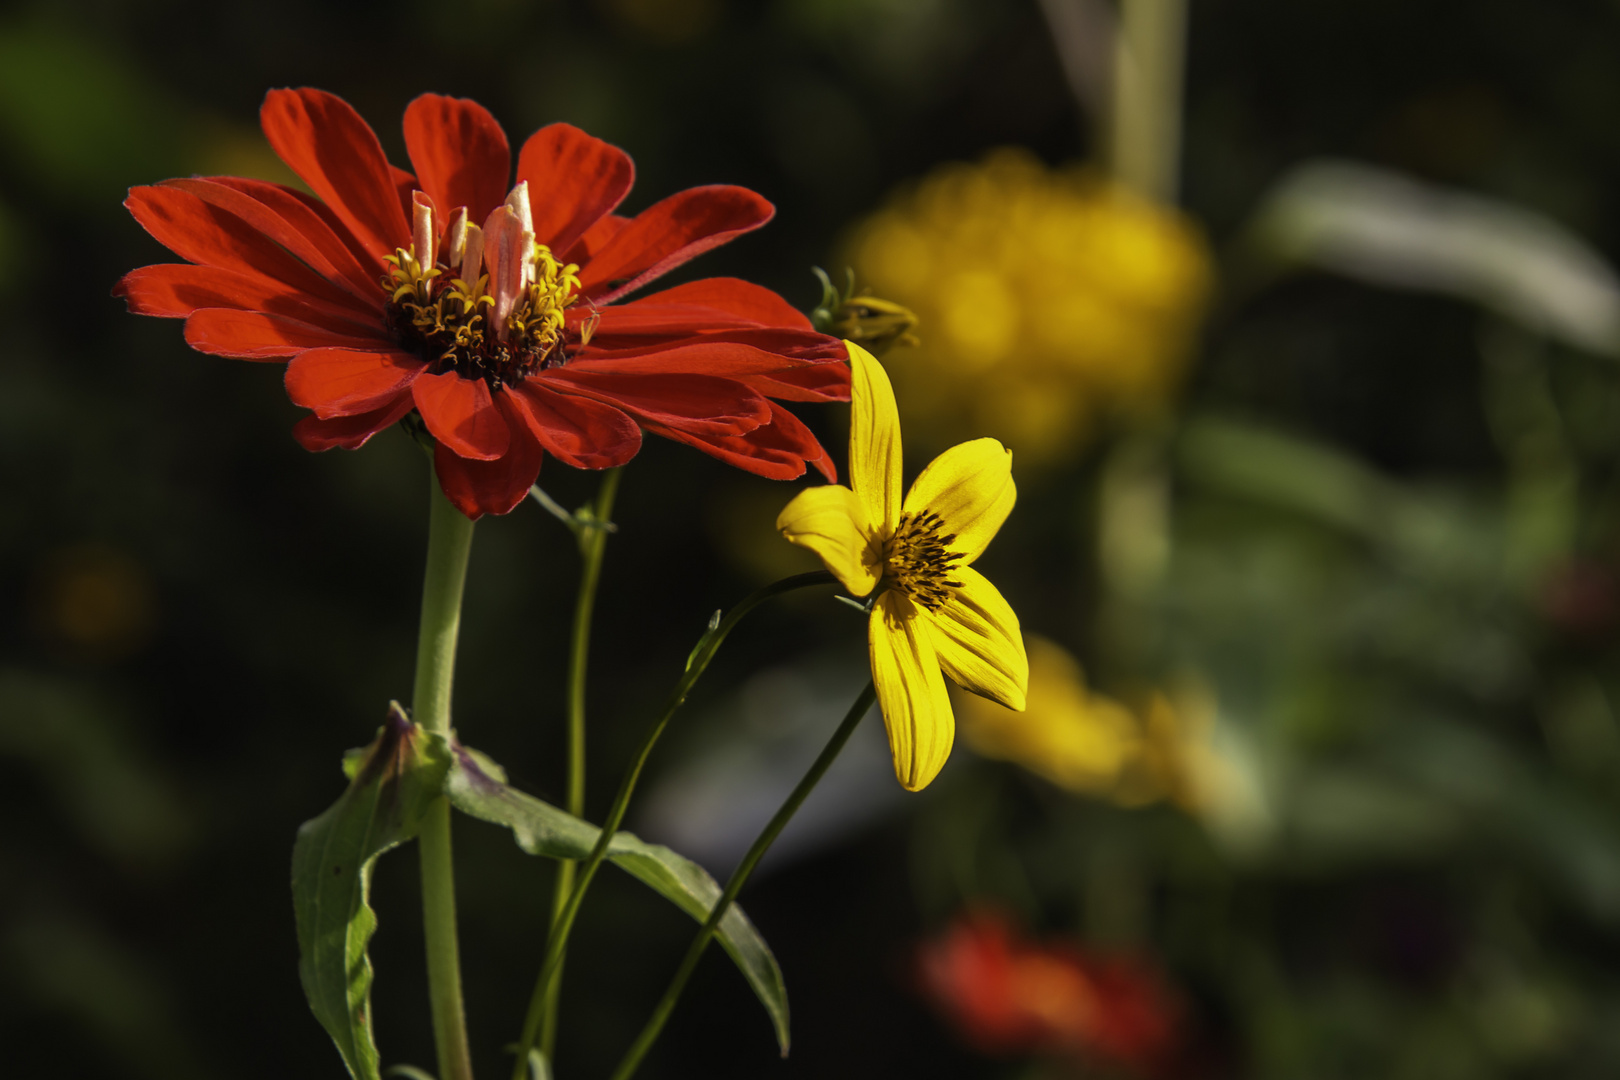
[443,207,469,271]
[411,191,436,272]
[504,181,534,237]
[460,222,484,287]
[483,205,525,342]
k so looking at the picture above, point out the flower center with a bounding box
[885,510,964,611]
[381,185,587,390]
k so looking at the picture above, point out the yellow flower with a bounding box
[777,342,1029,791]
[956,636,1143,801]
[956,635,1229,814]
[846,149,1212,465]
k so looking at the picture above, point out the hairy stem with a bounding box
[610,681,878,1080]
[510,570,836,1080]
[414,477,478,1080]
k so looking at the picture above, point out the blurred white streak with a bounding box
[636,662,904,878]
[1035,0,1116,121]
[1242,160,1620,358]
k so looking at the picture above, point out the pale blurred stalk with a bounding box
[1109,0,1188,203]
[1097,0,1187,668]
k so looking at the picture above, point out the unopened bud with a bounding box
[810,267,919,355]
[830,295,919,354]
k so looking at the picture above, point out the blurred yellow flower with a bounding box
[778,342,1029,792]
[955,635,1225,813]
[846,149,1212,465]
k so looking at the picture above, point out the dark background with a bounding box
[7,1,1620,1078]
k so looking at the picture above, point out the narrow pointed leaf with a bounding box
[441,738,790,1052]
[292,705,452,1080]
[684,610,723,673]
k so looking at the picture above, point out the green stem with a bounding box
[539,467,622,1062]
[413,477,478,1080]
[609,681,878,1080]
[509,570,836,1080]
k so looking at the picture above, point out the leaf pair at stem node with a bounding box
[293,704,788,1080]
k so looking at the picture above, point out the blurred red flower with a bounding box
[117,89,848,517]
[918,909,1180,1075]
[1538,558,1620,640]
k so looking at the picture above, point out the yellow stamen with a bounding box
[381,185,581,386]
[885,509,964,611]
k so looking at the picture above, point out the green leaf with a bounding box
[683,610,723,673]
[292,704,452,1080]
[441,738,790,1053]
[382,1068,438,1080]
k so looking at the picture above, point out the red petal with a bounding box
[432,395,544,519]
[201,177,383,301]
[403,94,512,225]
[163,178,383,310]
[613,278,813,331]
[561,214,630,264]
[115,264,380,333]
[770,403,838,481]
[260,88,411,259]
[412,371,510,460]
[576,186,774,303]
[126,184,369,313]
[565,341,816,378]
[391,164,420,223]
[285,348,424,417]
[741,360,852,403]
[222,178,382,276]
[293,394,416,451]
[579,327,845,361]
[566,339,849,403]
[540,370,770,436]
[508,379,642,469]
[184,309,391,359]
[516,123,634,255]
[647,402,833,481]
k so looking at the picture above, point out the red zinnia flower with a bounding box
[116,89,849,517]
[918,909,1181,1075]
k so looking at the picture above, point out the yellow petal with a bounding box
[955,636,1141,798]
[928,567,1028,710]
[869,590,955,791]
[847,341,903,535]
[776,484,882,596]
[901,437,1014,564]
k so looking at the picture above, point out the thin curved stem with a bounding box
[414,477,478,1080]
[609,681,878,1080]
[509,570,837,1080]
[539,467,621,1061]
